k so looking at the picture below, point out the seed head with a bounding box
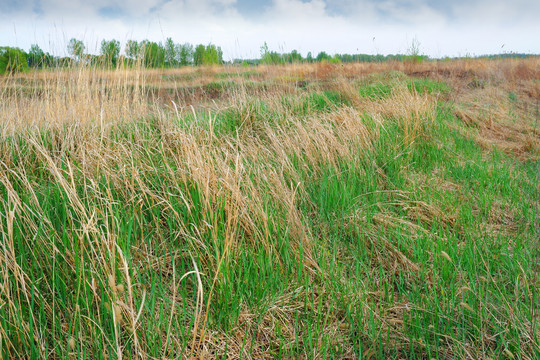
[68,337,76,350]
[116,284,125,294]
[108,274,115,289]
[441,251,452,262]
[460,302,473,311]
[504,349,515,359]
[114,304,122,323]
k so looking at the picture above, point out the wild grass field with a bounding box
[0,58,539,359]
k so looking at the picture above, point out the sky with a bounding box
[1,0,539,59]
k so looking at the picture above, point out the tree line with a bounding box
[0,37,433,75]
[256,42,430,65]
[2,37,539,75]
[0,37,224,74]
[65,38,224,68]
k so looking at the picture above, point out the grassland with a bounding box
[0,58,539,359]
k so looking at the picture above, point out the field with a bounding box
[1,58,539,359]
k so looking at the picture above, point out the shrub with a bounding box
[0,47,29,74]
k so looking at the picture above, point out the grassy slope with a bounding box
[1,60,539,359]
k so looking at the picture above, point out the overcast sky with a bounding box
[1,0,539,59]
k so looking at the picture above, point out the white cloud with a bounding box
[451,0,540,25]
[269,0,328,19]
[374,0,448,25]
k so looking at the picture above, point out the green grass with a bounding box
[217,71,262,79]
[1,71,539,359]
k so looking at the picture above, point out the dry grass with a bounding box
[1,58,539,359]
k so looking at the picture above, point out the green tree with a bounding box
[202,44,223,65]
[177,43,193,66]
[86,54,101,66]
[260,42,271,64]
[100,39,121,67]
[291,49,302,62]
[164,37,178,67]
[193,44,205,66]
[285,49,302,63]
[125,40,140,62]
[67,38,85,62]
[405,36,424,63]
[139,40,150,65]
[0,47,29,74]
[306,52,313,63]
[316,51,331,62]
[41,52,55,68]
[28,44,45,69]
[260,42,281,64]
[141,41,164,68]
[329,54,342,64]
[260,42,269,60]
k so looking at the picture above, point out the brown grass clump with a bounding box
[444,58,540,160]
[453,78,540,160]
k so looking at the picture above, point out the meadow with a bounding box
[0,58,539,359]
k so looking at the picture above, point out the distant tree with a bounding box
[0,47,29,74]
[202,44,223,65]
[316,51,331,62]
[260,42,271,64]
[139,40,150,57]
[156,42,166,67]
[27,44,45,68]
[125,40,141,62]
[292,49,302,62]
[58,57,75,67]
[100,39,121,67]
[85,54,102,66]
[306,52,313,63]
[260,42,282,65]
[260,42,269,60]
[329,54,341,64]
[41,52,55,68]
[287,49,302,63]
[177,43,193,66]
[405,36,425,63]
[67,38,85,62]
[164,37,178,67]
[407,37,421,57]
[139,40,150,65]
[193,44,205,66]
[141,41,164,68]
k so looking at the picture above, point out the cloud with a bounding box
[2,0,31,13]
[0,0,538,57]
[234,0,273,16]
[158,0,238,17]
[374,0,448,25]
[450,0,540,25]
[4,0,540,24]
[98,6,127,19]
[269,0,328,18]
